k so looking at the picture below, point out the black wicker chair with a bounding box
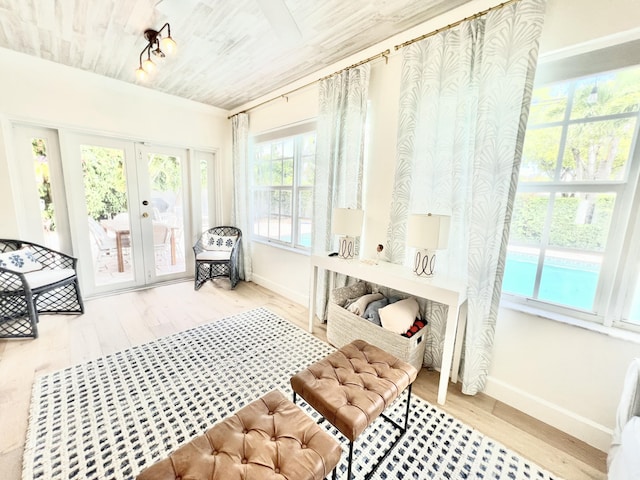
[193,227,242,290]
[0,239,84,339]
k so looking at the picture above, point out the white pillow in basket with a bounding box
[204,234,236,251]
[347,292,383,316]
[379,297,419,334]
[0,248,43,273]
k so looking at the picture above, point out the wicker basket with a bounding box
[326,282,427,371]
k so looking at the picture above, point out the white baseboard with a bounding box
[250,273,308,308]
[484,376,612,452]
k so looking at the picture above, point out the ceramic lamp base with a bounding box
[337,236,356,259]
[413,248,436,277]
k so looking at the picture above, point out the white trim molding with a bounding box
[250,273,307,308]
[484,376,613,452]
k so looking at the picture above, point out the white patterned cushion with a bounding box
[196,251,231,261]
[204,235,236,251]
[330,282,369,307]
[0,248,43,273]
[24,269,75,290]
[1,268,75,292]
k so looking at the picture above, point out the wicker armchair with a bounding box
[0,239,84,339]
[193,227,242,290]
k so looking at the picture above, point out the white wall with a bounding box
[539,0,640,54]
[0,47,231,240]
[241,0,640,452]
[485,308,640,450]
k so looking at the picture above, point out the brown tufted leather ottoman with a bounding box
[136,390,341,480]
[290,339,418,480]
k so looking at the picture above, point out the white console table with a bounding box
[309,253,467,405]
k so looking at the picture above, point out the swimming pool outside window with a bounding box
[250,124,316,250]
[503,64,640,330]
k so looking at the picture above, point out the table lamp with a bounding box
[332,208,364,259]
[407,213,450,277]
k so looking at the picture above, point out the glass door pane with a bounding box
[138,145,188,281]
[80,144,135,286]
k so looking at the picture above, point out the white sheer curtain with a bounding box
[386,0,546,394]
[231,113,252,281]
[312,64,370,319]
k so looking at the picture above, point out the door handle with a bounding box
[142,212,149,218]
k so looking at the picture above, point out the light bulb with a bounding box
[142,58,156,73]
[135,66,147,81]
[160,36,177,55]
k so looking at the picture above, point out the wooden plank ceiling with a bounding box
[0,0,472,111]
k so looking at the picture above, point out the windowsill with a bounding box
[500,299,640,345]
[250,237,311,256]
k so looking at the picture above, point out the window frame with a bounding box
[250,122,316,251]
[503,58,640,333]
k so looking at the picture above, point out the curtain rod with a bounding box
[228,0,519,120]
[394,0,520,50]
[228,49,390,119]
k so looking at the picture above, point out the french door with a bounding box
[62,133,190,296]
[12,126,221,297]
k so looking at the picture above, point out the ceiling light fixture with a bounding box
[135,23,177,81]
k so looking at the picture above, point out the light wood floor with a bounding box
[0,280,607,479]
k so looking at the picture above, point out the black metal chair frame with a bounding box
[193,226,242,290]
[0,239,84,339]
[293,384,413,480]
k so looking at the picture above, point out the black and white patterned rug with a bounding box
[23,307,557,480]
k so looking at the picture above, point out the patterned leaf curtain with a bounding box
[231,113,252,281]
[386,0,546,394]
[312,64,370,318]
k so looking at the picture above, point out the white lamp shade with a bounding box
[142,58,156,73]
[332,208,364,237]
[135,67,148,81]
[161,36,177,55]
[407,213,450,250]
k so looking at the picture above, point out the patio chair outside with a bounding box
[88,216,133,270]
[153,223,171,265]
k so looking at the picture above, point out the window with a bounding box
[14,127,69,252]
[251,125,316,249]
[31,137,59,248]
[195,151,217,232]
[503,63,640,330]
